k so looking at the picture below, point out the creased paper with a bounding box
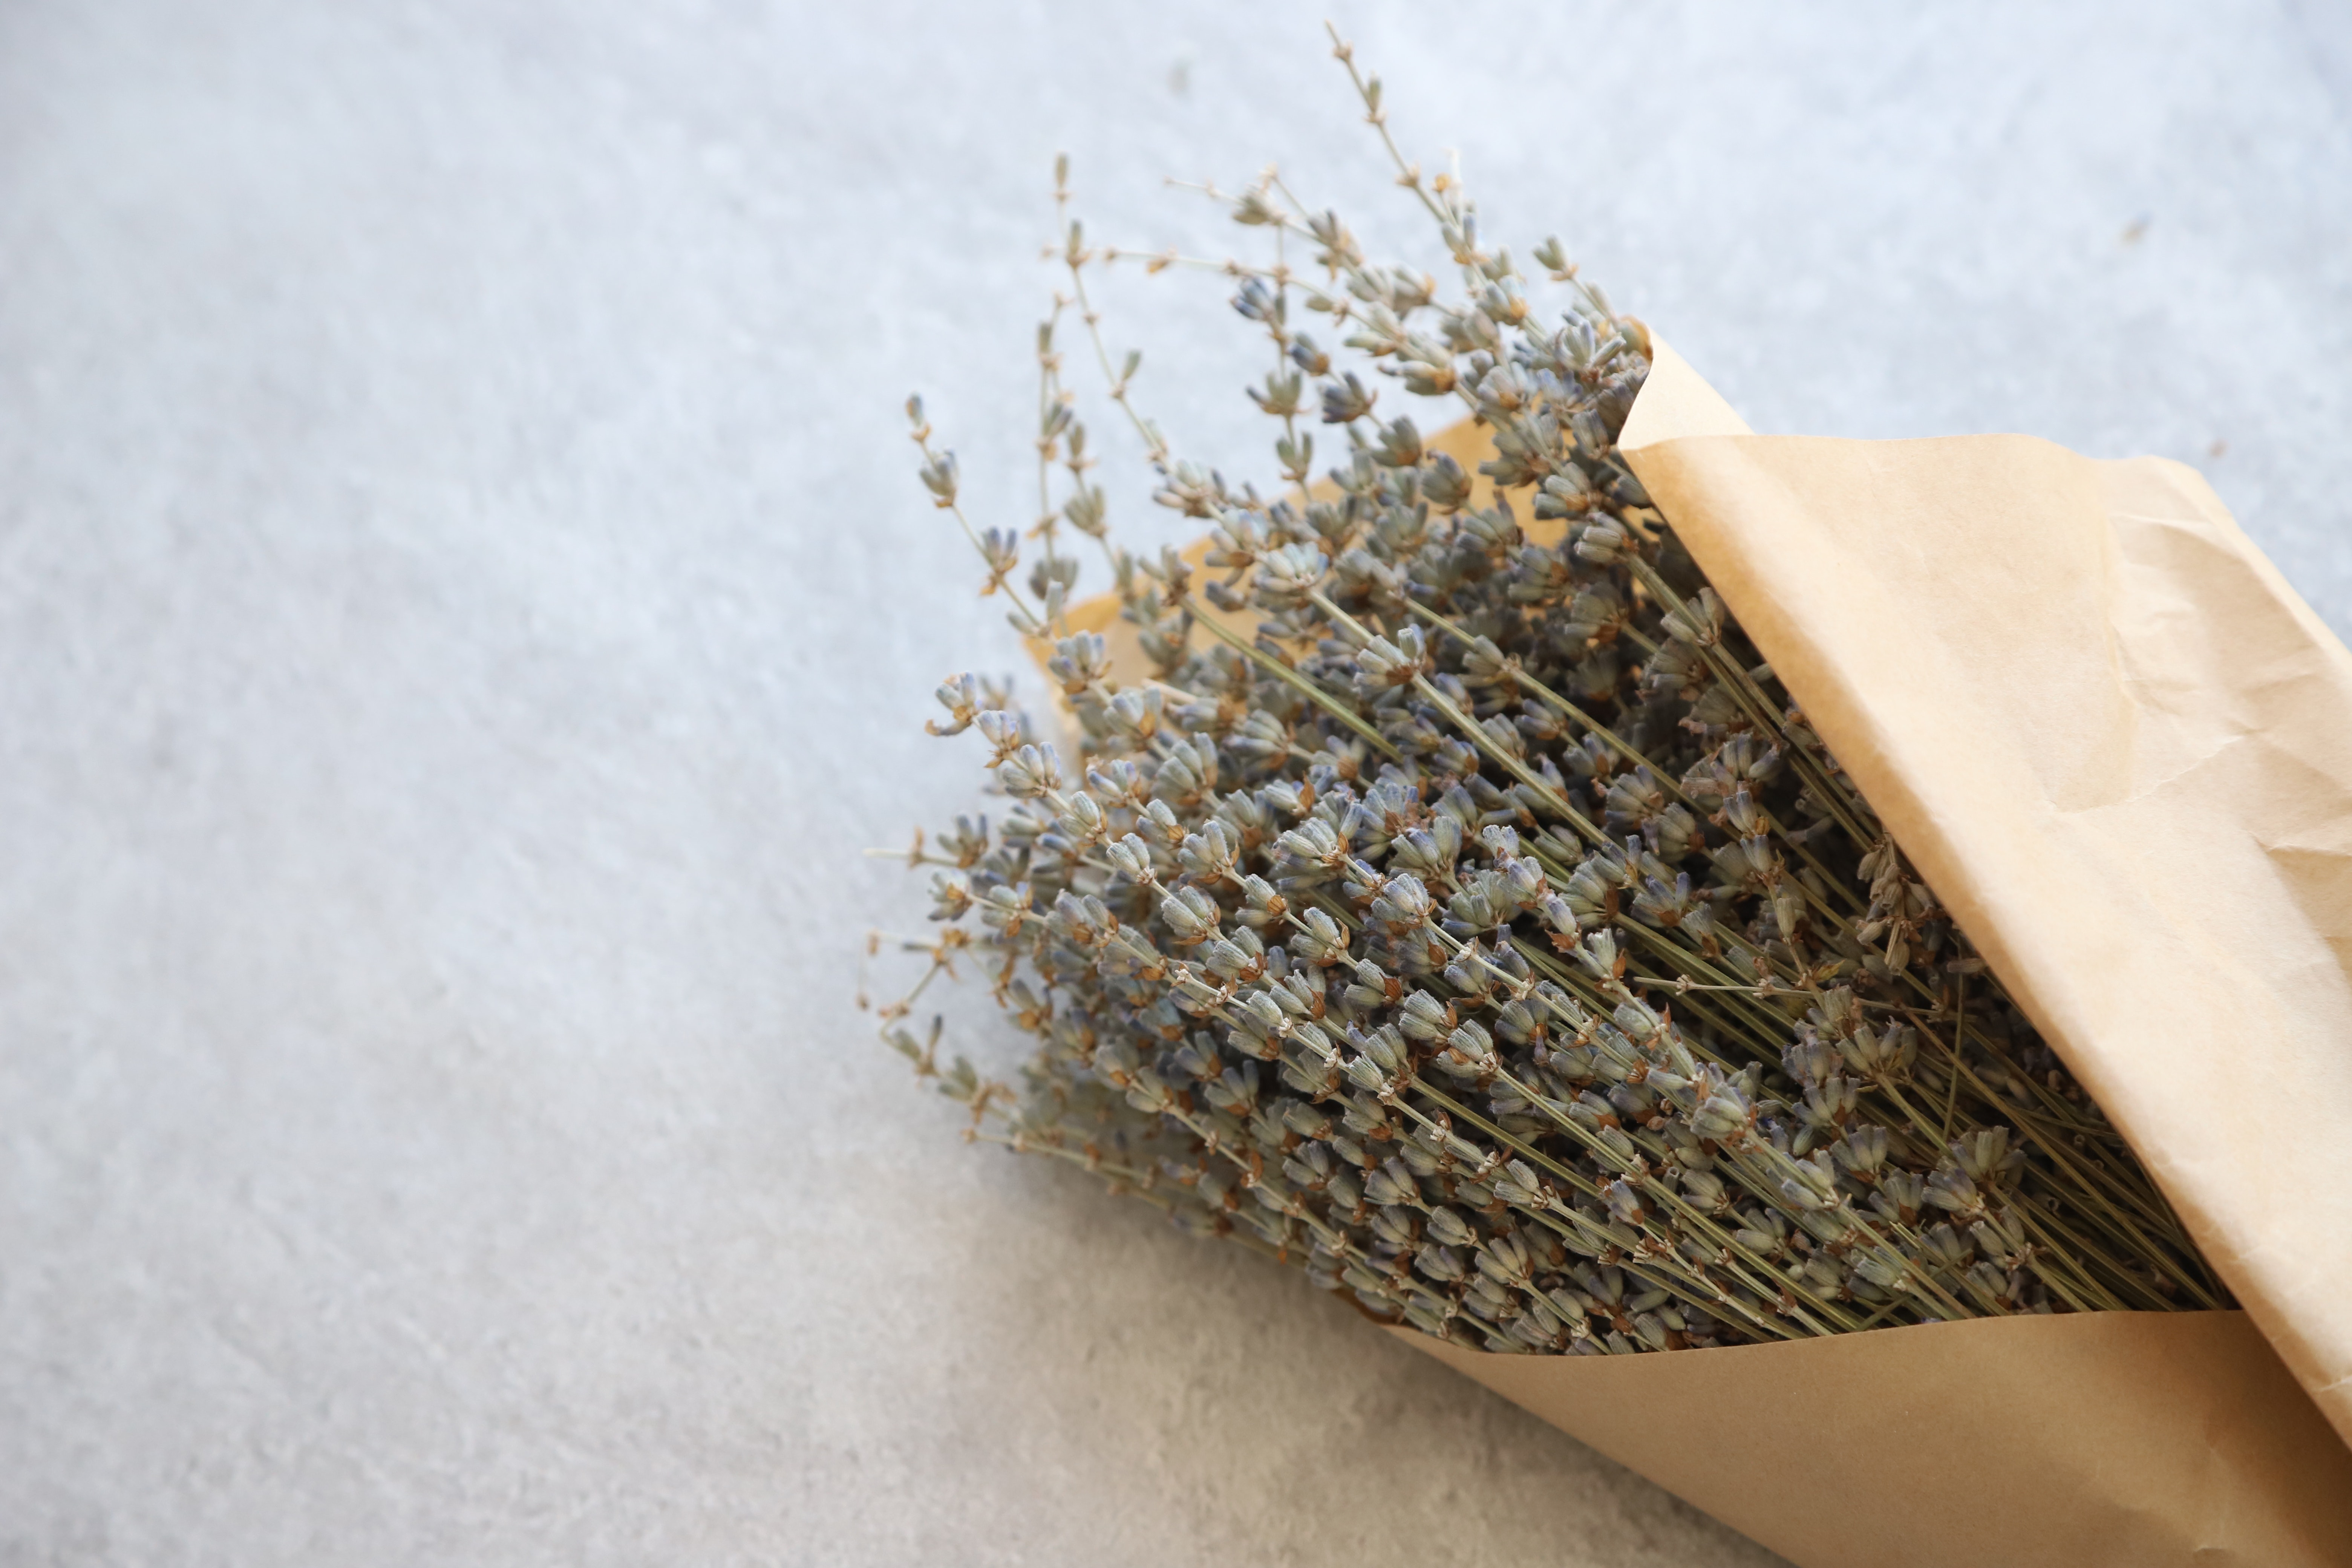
[1397,1309,2350,1567]
[1612,337,2352,1447]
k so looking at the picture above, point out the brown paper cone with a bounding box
[1028,337,2352,1565]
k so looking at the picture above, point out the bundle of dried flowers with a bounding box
[870,29,2226,1355]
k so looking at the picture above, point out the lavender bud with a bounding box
[1237,874,1288,929]
[1493,1160,1548,1209]
[1366,1163,1418,1208]
[1283,1101,1335,1141]
[926,871,974,922]
[1370,873,1436,935]
[919,449,960,506]
[1178,819,1240,884]
[1106,687,1164,741]
[1055,791,1107,846]
[998,743,1063,798]
[1355,1024,1409,1075]
[1104,832,1154,882]
[1159,885,1222,946]
[1680,1168,1728,1210]
[1925,1163,1982,1216]
[1352,626,1430,694]
[1253,543,1330,612]
[1950,1127,2020,1186]
[1413,1244,1467,1285]
[1286,907,1349,967]
[1476,1233,1535,1289]
[1831,1125,1891,1181]
[1397,990,1455,1042]
[1440,1020,1497,1075]
[1778,1153,1841,1211]
[1872,1171,1927,1226]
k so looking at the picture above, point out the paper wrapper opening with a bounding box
[1033,340,2352,1565]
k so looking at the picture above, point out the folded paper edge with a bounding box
[1383,1310,2352,1568]
[1612,336,2352,1450]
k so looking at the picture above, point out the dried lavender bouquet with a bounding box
[873,35,2226,1358]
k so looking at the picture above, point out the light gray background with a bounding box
[3,3,2347,1564]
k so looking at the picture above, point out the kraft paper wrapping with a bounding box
[1035,341,2352,1563]
[1609,341,2352,1442]
[1396,1311,2351,1567]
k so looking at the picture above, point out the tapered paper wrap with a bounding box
[1050,339,2352,1565]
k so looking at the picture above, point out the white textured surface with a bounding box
[2,3,2347,1564]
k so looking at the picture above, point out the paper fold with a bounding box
[1394,1309,2352,1568]
[1615,338,2352,1447]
